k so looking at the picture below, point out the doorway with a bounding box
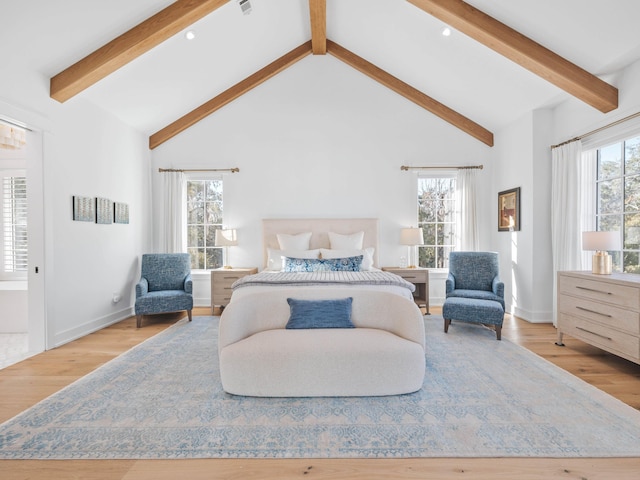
[0,116,45,368]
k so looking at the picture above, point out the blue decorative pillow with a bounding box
[283,255,363,272]
[285,298,354,329]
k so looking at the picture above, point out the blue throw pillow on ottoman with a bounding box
[285,297,354,329]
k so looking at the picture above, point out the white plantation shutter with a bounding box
[2,174,27,277]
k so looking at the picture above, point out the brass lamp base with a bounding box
[592,252,612,275]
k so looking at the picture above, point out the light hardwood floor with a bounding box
[1,307,640,479]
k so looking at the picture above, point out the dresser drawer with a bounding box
[559,275,640,311]
[559,313,640,359]
[559,294,640,334]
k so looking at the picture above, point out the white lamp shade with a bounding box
[215,228,238,247]
[400,227,424,246]
[582,231,620,251]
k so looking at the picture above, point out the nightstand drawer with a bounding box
[215,273,246,284]
[381,267,429,313]
[211,268,258,311]
[395,271,427,282]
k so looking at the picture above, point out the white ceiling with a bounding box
[10,0,640,139]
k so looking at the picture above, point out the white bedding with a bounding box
[229,270,416,302]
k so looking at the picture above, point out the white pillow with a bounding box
[266,248,320,271]
[276,232,312,251]
[328,231,364,250]
[320,248,375,271]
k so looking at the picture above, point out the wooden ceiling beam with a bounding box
[408,0,618,113]
[149,41,313,149]
[50,0,229,103]
[309,0,327,54]
[326,40,493,147]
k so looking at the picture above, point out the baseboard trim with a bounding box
[53,306,135,348]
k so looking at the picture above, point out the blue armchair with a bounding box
[443,251,505,340]
[135,253,193,328]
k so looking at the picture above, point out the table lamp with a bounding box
[582,231,620,275]
[400,227,424,268]
[215,228,238,269]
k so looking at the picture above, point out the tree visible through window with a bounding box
[1,174,27,279]
[417,176,456,268]
[186,178,223,270]
[596,135,640,273]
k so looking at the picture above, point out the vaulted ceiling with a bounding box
[36,0,640,149]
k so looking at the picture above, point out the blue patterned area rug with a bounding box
[1,316,640,459]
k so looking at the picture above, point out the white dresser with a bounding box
[557,271,640,365]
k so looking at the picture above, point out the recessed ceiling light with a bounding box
[185,30,196,40]
[442,27,451,37]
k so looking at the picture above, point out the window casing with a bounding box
[186,177,223,270]
[417,175,456,268]
[595,134,640,273]
[1,172,27,279]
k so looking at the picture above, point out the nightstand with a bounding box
[382,267,429,314]
[211,267,258,313]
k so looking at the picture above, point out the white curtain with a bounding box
[456,168,479,251]
[160,171,185,253]
[551,140,583,325]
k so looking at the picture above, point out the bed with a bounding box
[217,218,426,397]
[230,218,416,301]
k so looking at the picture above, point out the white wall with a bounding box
[47,101,152,346]
[491,57,640,323]
[151,55,493,305]
[491,108,554,322]
[1,73,152,350]
[552,58,640,145]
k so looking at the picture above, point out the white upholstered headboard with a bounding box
[262,218,379,268]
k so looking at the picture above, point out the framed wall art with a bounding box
[498,187,520,232]
[72,195,95,222]
[114,202,129,224]
[96,197,113,224]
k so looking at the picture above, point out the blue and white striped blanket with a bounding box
[232,271,416,292]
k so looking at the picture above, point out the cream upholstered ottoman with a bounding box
[218,290,426,397]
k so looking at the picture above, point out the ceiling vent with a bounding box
[238,0,252,15]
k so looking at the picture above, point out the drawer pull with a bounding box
[223,276,239,280]
[576,326,612,341]
[575,306,612,318]
[576,286,613,295]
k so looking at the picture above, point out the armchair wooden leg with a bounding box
[444,318,451,333]
[495,325,502,341]
[136,315,142,328]
[187,310,192,322]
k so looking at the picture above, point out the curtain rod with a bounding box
[551,110,640,150]
[158,167,239,173]
[0,116,32,132]
[401,165,483,171]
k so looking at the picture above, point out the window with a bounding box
[1,172,27,279]
[595,134,640,273]
[417,175,456,268]
[186,178,223,270]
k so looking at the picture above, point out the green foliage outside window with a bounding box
[417,177,456,268]
[186,179,223,270]
[596,136,640,273]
